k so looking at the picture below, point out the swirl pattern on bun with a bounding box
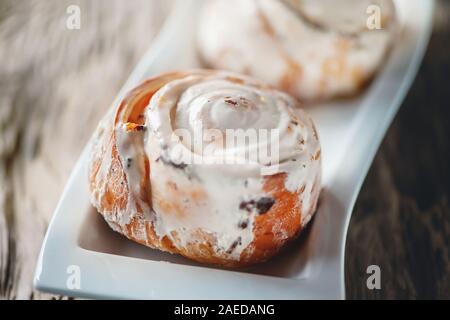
[89,70,321,266]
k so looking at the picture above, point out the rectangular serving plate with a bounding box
[34,0,434,299]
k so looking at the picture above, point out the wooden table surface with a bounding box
[0,0,449,300]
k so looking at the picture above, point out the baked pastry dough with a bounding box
[89,70,321,267]
[197,0,396,101]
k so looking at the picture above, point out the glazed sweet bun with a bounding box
[88,70,321,267]
[197,0,397,101]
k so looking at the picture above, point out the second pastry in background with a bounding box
[197,0,397,102]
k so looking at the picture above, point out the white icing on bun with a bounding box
[89,70,321,267]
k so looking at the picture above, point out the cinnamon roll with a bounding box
[197,0,397,101]
[89,70,321,267]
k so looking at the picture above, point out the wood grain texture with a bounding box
[0,0,171,299]
[345,0,450,299]
[0,0,449,300]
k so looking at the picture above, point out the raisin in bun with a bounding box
[89,70,321,267]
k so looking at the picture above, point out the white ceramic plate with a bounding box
[34,0,434,299]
